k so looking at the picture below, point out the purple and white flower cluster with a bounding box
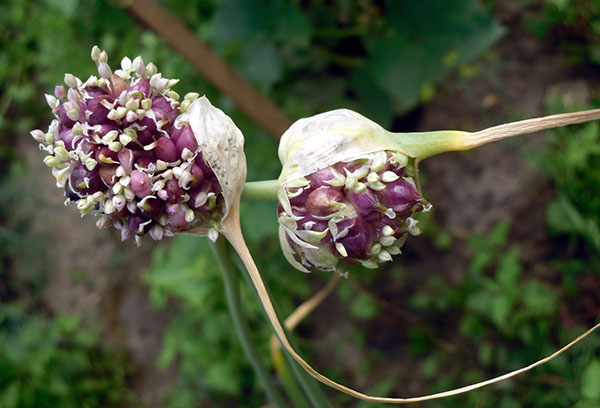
[278,151,426,272]
[31,46,224,245]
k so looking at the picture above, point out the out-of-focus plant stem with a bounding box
[211,237,288,407]
[272,351,311,408]
[280,333,333,408]
[233,255,334,408]
[269,274,341,408]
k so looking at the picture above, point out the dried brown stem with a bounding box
[269,272,341,357]
[464,108,600,149]
[120,0,292,138]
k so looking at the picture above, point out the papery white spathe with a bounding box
[183,96,247,239]
[277,109,415,187]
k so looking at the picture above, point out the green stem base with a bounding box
[211,238,287,407]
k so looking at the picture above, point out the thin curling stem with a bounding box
[268,272,341,407]
[278,312,333,407]
[235,253,329,407]
[222,203,600,404]
[394,108,600,160]
[211,237,288,407]
[269,273,341,358]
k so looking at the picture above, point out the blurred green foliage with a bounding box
[526,0,600,66]
[145,234,314,405]
[0,304,134,408]
[402,94,600,407]
[409,220,600,408]
[202,0,504,126]
[541,97,600,254]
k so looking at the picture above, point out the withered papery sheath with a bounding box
[277,109,429,272]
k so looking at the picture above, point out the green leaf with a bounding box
[496,247,521,292]
[0,381,20,408]
[521,281,556,316]
[575,401,600,408]
[273,3,311,48]
[489,294,512,330]
[42,0,78,18]
[144,237,217,308]
[581,360,600,401]
[468,221,509,275]
[350,293,379,320]
[239,38,283,92]
[206,361,241,395]
[240,202,279,243]
[211,0,271,44]
[420,355,439,378]
[157,327,180,369]
[350,68,394,128]
[547,195,600,252]
[367,0,504,109]
[563,122,600,169]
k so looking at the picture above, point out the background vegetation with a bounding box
[0,0,599,406]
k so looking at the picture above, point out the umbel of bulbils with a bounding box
[277,109,429,272]
[31,46,246,245]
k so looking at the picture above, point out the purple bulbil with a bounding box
[278,151,426,271]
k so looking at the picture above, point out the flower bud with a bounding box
[97,62,112,79]
[55,85,66,99]
[32,46,246,245]
[30,129,46,143]
[277,109,426,272]
[69,163,105,195]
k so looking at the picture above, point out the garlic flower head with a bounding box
[277,109,428,272]
[32,46,245,245]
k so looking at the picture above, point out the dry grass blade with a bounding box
[268,272,341,358]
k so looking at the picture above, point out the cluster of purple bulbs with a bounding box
[31,47,223,245]
[278,151,426,271]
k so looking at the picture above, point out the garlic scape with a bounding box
[268,107,600,403]
[276,107,600,273]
